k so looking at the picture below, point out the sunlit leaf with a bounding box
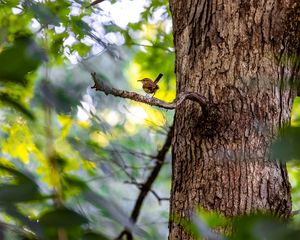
[195,208,227,228]
[72,42,91,57]
[190,212,224,240]
[2,122,37,163]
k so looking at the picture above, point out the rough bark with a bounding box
[169,0,300,239]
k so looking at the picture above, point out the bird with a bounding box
[137,73,163,96]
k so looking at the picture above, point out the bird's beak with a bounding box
[137,79,142,82]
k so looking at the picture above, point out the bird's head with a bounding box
[137,78,149,83]
[137,79,143,82]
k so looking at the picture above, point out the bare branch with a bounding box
[131,42,174,52]
[91,72,206,109]
[124,180,169,205]
[0,221,36,239]
[116,126,174,240]
[86,0,105,8]
[292,209,300,216]
[148,189,170,204]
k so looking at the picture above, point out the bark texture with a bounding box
[169,0,300,239]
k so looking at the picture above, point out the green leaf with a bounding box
[2,0,19,8]
[64,175,88,189]
[271,126,300,162]
[196,208,227,228]
[0,36,47,85]
[24,1,60,26]
[39,208,88,228]
[0,164,40,203]
[72,42,91,57]
[0,182,39,203]
[82,231,110,240]
[103,23,123,33]
[0,92,35,120]
[48,31,68,62]
[232,214,300,240]
[70,16,92,39]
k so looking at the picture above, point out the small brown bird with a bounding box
[138,73,163,96]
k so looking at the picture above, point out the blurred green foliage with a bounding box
[0,0,174,239]
[178,209,300,240]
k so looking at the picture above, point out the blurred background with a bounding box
[0,0,175,239]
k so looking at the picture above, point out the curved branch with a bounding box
[91,72,206,109]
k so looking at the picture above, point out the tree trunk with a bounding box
[169,0,300,239]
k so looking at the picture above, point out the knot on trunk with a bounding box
[196,103,230,139]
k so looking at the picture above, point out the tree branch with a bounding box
[86,0,105,8]
[91,72,206,109]
[0,220,36,239]
[292,209,300,216]
[115,126,174,240]
[124,180,169,205]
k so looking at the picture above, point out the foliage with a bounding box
[179,209,300,240]
[0,0,174,239]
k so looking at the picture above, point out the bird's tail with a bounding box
[154,73,163,84]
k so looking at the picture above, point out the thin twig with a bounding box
[115,126,174,240]
[148,190,169,204]
[86,0,105,8]
[292,209,300,216]
[91,72,206,110]
[0,221,36,239]
[124,180,169,204]
[131,42,174,52]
